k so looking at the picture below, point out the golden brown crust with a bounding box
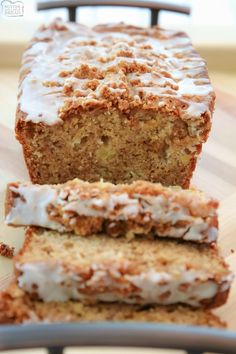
[15,108,40,183]
[200,289,230,309]
[4,184,14,220]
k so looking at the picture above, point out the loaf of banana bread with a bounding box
[16,19,215,187]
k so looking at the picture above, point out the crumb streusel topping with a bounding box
[17,261,232,306]
[0,242,14,258]
[19,19,215,125]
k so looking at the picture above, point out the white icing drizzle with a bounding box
[19,19,214,125]
[5,182,218,243]
[16,262,231,306]
[5,184,62,230]
[17,263,82,302]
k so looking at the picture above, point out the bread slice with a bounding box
[5,179,218,243]
[0,282,225,327]
[14,227,232,308]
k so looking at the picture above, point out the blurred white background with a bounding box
[1,0,236,27]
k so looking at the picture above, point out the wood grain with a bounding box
[0,69,236,330]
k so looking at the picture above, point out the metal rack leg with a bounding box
[150,9,160,26]
[48,347,64,354]
[68,7,76,22]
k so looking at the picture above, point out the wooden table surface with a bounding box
[0,68,236,331]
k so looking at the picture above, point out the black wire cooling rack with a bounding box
[0,323,236,354]
[37,0,191,25]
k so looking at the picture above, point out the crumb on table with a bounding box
[0,242,14,258]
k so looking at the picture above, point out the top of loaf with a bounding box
[19,19,215,125]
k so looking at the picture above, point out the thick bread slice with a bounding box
[5,179,218,243]
[14,227,232,307]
